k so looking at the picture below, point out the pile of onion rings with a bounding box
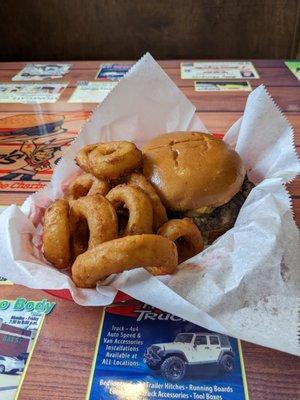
[43,140,204,288]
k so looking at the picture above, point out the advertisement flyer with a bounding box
[0,112,90,192]
[86,302,249,400]
[12,64,71,81]
[0,83,68,104]
[0,297,55,400]
[68,81,117,103]
[96,64,132,81]
[285,61,300,81]
[194,81,252,92]
[181,62,259,80]
[0,277,13,285]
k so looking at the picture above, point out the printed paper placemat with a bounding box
[181,62,259,80]
[12,64,71,81]
[194,81,252,92]
[86,302,249,400]
[96,64,132,81]
[285,61,300,81]
[69,81,117,103]
[0,83,68,104]
[0,112,90,192]
[0,297,55,399]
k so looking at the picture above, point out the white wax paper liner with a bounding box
[0,54,299,355]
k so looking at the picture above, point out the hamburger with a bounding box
[0,114,65,136]
[142,132,254,243]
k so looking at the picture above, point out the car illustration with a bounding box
[17,352,29,364]
[144,333,234,382]
[0,355,24,374]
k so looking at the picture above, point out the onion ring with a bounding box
[69,194,118,259]
[72,234,178,288]
[157,218,204,263]
[125,173,167,230]
[43,199,71,269]
[75,141,142,179]
[70,218,89,261]
[106,184,153,235]
[65,173,110,201]
[75,144,97,171]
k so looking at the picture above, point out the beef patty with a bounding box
[169,176,255,244]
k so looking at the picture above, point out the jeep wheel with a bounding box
[0,365,5,374]
[220,354,234,373]
[160,356,186,382]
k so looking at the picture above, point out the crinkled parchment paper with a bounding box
[0,54,299,354]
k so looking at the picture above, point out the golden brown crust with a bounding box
[69,195,118,259]
[72,234,178,288]
[65,173,110,201]
[142,132,245,211]
[88,178,110,196]
[75,141,142,179]
[70,219,89,262]
[157,218,204,263]
[125,173,167,231]
[106,184,153,236]
[43,199,70,269]
[75,144,97,173]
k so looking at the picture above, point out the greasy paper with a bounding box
[0,54,299,355]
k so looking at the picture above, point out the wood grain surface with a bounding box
[0,60,299,400]
[0,1,299,60]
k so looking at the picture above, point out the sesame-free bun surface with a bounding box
[142,132,245,212]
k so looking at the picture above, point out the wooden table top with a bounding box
[0,60,299,400]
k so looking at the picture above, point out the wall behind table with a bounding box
[0,0,299,61]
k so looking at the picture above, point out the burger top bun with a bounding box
[142,132,246,212]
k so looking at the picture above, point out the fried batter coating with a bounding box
[126,173,167,230]
[76,141,142,179]
[70,194,118,259]
[106,184,153,235]
[157,218,204,263]
[72,234,178,288]
[43,199,71,269]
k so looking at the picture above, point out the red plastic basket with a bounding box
[43,289,132,303]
